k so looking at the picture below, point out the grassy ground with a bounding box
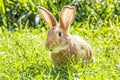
[0,19,120,80]
[0,0,120,80]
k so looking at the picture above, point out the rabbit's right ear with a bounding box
[37,6,58,27]
[60,6,75,32]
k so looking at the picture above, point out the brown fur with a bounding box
[37,5,93,66]
[51,35,93,66]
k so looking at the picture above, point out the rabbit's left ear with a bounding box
[37,6,58,27]
[60,6,76,31]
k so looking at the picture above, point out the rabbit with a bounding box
[37,5,93,66]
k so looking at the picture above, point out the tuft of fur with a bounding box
[37,5,93,66]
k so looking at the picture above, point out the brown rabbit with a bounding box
[37,5,93,66]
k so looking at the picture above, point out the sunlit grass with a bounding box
[0,0,120,79]
[0,19,120,79]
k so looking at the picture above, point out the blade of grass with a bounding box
[0,0,7,27]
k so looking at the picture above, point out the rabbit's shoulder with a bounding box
[69,35,88,45]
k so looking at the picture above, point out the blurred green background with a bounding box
[1,0,120,29]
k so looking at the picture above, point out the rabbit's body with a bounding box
[51,35,92,66]
[37,5,93,66]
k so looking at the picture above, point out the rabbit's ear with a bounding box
[60,6,75,31]
[37,6,58,27]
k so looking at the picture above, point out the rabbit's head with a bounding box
[37,6,75,52]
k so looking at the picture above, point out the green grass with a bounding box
[0,0,120,79]
[0,19,120,80]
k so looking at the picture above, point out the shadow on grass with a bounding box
[49,60,95,80]
[50,66,70,80]
[49,62,84,80]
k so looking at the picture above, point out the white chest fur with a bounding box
[51,45,69,53]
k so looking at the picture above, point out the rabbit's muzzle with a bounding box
[45,40,59,51]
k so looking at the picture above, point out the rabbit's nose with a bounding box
[50,49,53,51]
[49,46,53,51]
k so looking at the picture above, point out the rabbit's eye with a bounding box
[58,32,62,37]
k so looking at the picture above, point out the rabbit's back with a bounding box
[69,35,93,61]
